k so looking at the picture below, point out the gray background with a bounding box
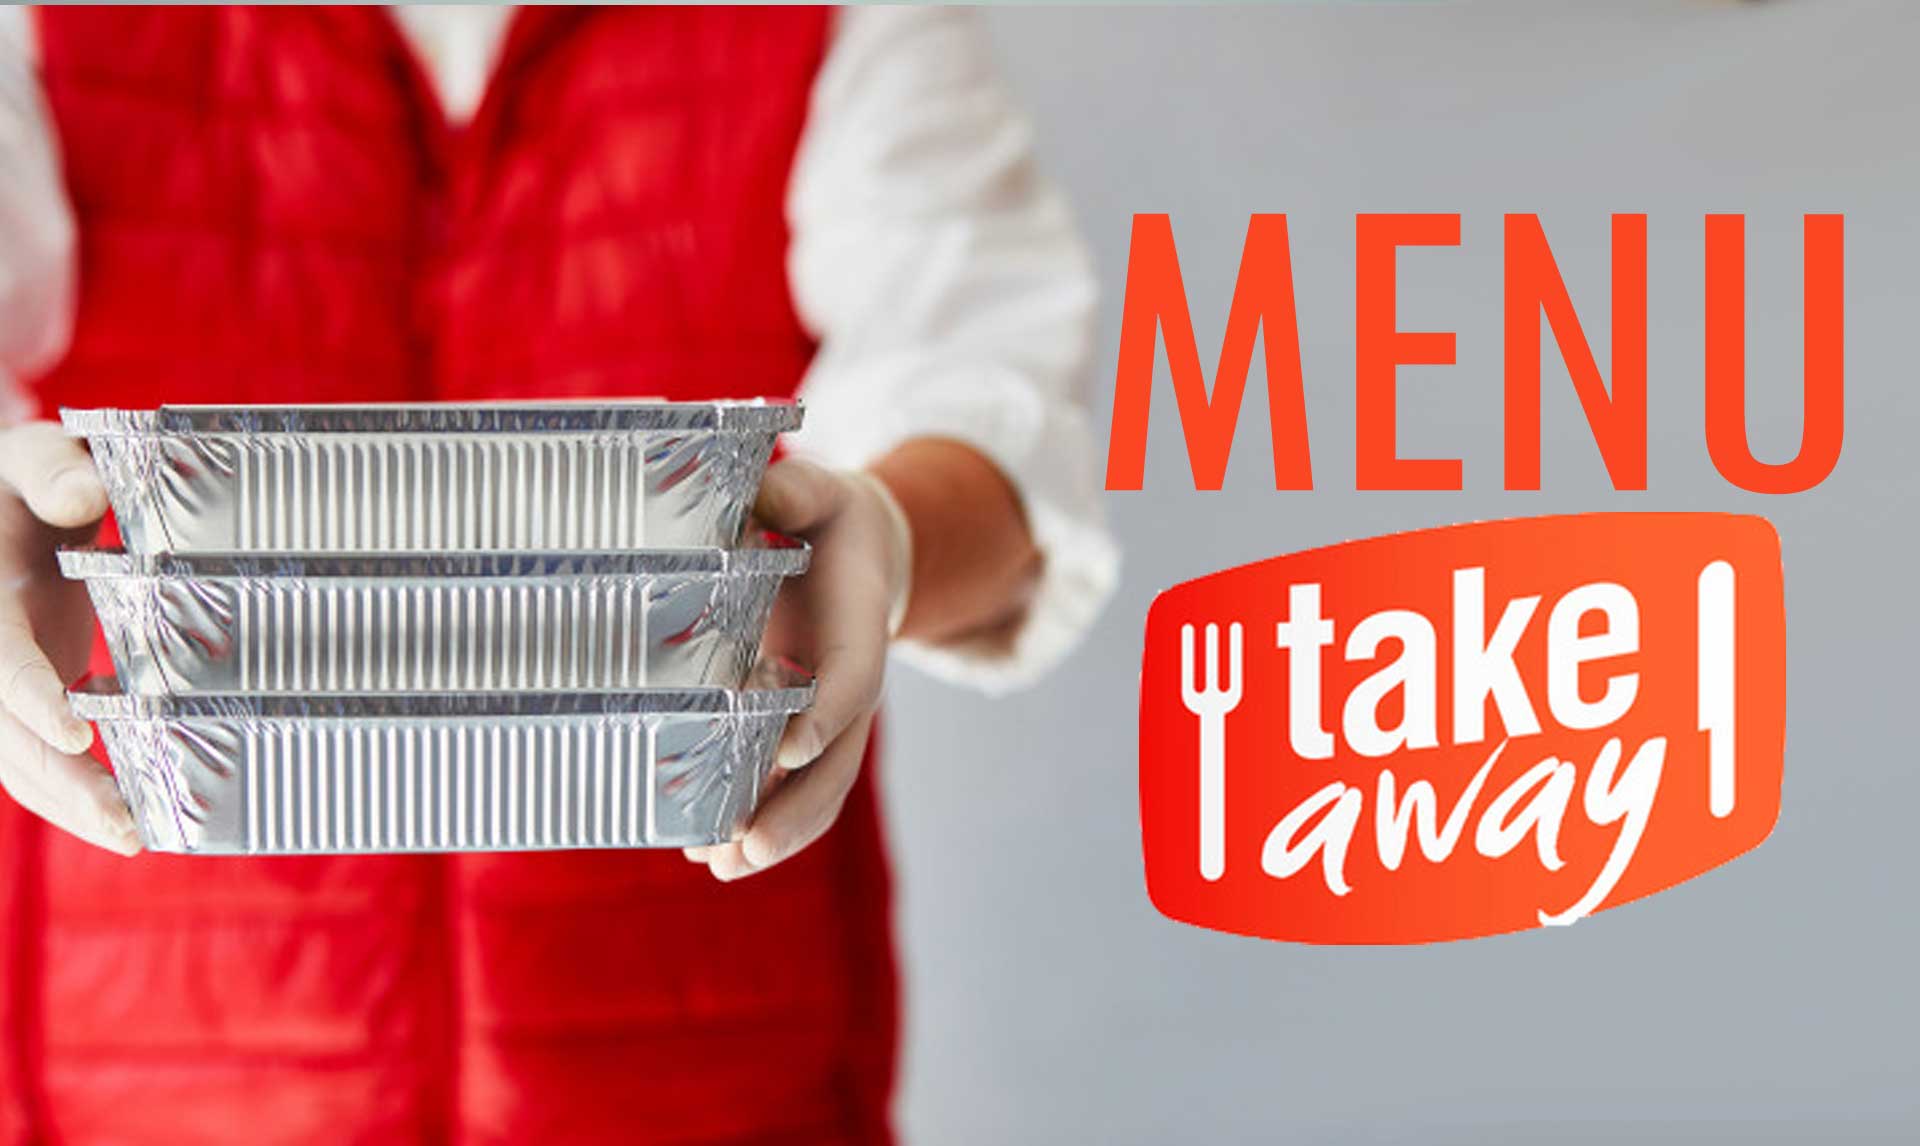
[880,3,1918,1143]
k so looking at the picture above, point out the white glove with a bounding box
[683,457,911,881]
[0,420,138,854]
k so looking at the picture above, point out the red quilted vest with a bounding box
[2,9,897,1144]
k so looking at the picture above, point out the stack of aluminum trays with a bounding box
[60,402,813,855]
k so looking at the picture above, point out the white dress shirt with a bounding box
[0,6,1118,691]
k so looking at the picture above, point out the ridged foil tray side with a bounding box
[65,401,803,435]
[74,555,796,694]
[77,678,810,855]
[68,403,798,552]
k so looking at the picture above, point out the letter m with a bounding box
[1105,214,1312,491]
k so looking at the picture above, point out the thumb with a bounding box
[753,458,849,537]
[0,422,108,529]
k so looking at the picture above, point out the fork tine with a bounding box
[1180,622,1196,703]
[1226,622,1244,702]
[1203,623,1219,692]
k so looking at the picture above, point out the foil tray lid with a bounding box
[62,399,803,437]
[58,535,810,581]
[69,663,815,722]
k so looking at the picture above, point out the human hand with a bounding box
[0,422,138,854]
[683,458,910,881]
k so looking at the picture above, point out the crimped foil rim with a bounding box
[61,400,803,437]
[69,670,815,721]
[58,539,810,580]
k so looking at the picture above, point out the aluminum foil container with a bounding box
[71,666,813,854]
[62,541,807,695]
[63,401,801,553]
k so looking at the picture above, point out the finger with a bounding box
[738,710,872,876]
[0,422,108,529]
[700,840,759,883]
[752,458,847,537]
[0,595,92,754]
[771,633,883,767]
[776,625,884,770]
[0,710,138,855]
[0,768,138,856]
[773,539,890,772]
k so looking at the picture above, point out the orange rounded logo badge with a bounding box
[1139,513,1785,944]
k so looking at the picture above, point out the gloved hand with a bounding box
[0,421,138,854]
[683,457,911,881]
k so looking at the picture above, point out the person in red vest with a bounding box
[0,8,1116,1143]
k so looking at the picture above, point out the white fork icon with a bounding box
[1180,622,1243,882]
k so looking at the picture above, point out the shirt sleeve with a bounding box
[0,7,74,423]
[784,6,1120,694]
